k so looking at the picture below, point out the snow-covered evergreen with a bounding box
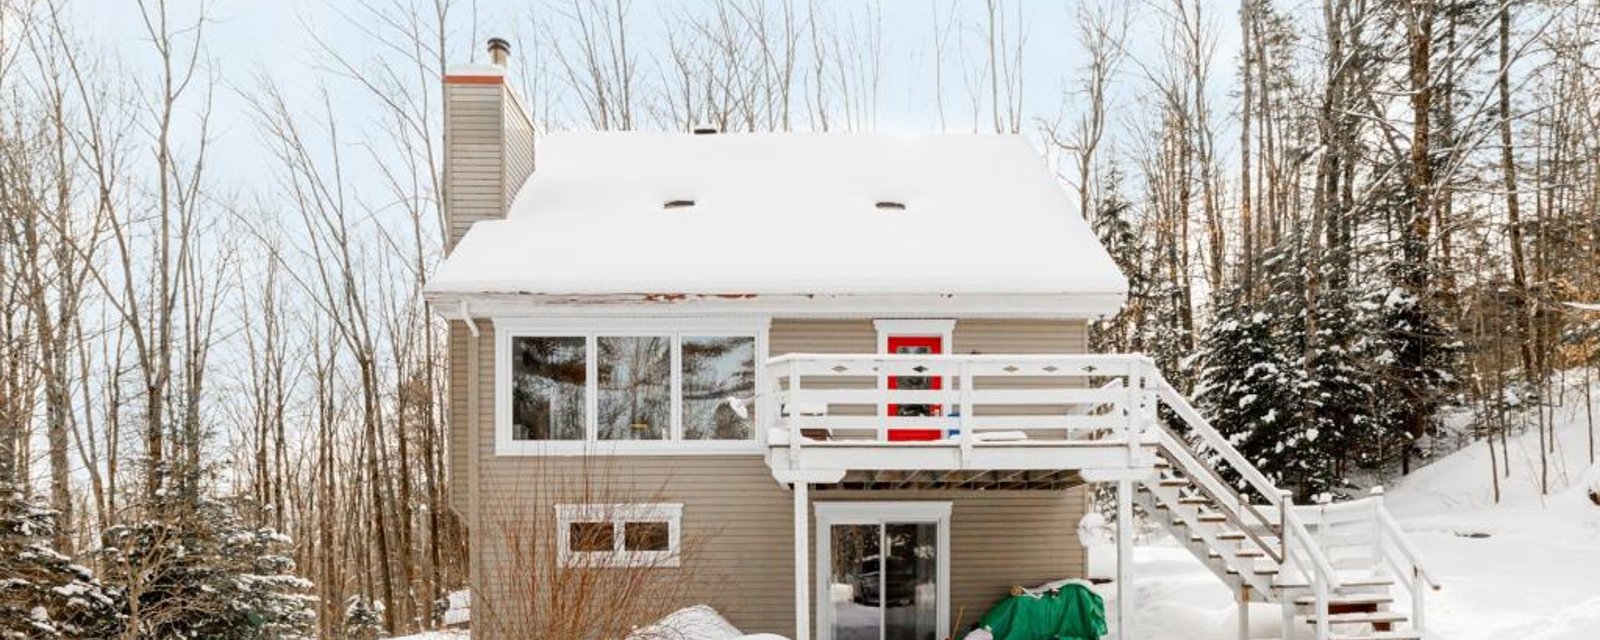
[0,492,121,640]
[99,497,316,640]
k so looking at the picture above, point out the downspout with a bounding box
[455,299,483,610]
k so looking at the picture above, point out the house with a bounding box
[424,40,1438,640]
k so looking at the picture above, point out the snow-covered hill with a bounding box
[1112,376,1600,640]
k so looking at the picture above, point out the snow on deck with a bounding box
[426,132,1126,307]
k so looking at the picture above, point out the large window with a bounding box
[500,322,763,453]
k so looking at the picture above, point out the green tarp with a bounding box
[975,582,1107,640]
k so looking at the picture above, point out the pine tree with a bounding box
[100,496,316,640]
[1088,164,1146,354]
[0,493,121,639]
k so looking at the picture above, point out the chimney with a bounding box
[486,37,511,66]
[442,38,535,254]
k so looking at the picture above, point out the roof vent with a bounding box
[664,199,696,209]
[875,201,907,211]
[691,124,720,135]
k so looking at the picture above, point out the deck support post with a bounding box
[794,481,811,640]
[1238,585,1251,640]
[1116,478,1133,640]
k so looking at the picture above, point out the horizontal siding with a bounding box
[444,82,505,252]
[463,317,1093,637]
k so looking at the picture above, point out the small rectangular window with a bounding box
[568,522,614,552]
[623,521,671,551]
[556,503,683,568]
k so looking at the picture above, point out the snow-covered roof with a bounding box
[425,132,1128,316]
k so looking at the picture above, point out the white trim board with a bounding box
[813,501,952,640]
[428,292,1126,319]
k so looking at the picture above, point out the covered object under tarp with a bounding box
[970,581,1106,640]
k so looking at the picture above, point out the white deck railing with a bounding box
[764,353,1154,453]
[767,352,1436,640]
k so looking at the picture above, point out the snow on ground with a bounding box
[1106,376,1600,640]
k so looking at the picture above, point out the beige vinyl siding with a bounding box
[447,322,471,514]
[444,82,504,251]
[459,317,1093,638]
[501,93,536,208]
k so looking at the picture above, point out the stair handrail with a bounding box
[1148,367,1343,596]
[1372,499,1441,591]
[1150,425,1284,566]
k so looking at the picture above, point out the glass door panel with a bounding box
[883,523,938,640]
[829,524,882,640]
[828,522,940,640]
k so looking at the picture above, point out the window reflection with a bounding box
[682,336,756,440]
[511,336,586,440]
[597,336,671,440]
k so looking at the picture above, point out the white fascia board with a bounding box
[424,291,1127,319]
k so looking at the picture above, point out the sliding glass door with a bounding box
[816,503,949,640]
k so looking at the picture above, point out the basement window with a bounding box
[556,503,683,568]
[875,201,907,211]
[663,199,696,209]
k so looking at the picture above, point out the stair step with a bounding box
[1190,531,1248,542]
[1178,495,1212,505]
[1327,632,1422,640]
[1196,512,1229,523]
[1157,478,1191,487]
[1306,611,1410,625]
[1207,548,1266,559]
[1276,575,1395,589]
[1226,566,1279,576]
[1293,593,1395,607]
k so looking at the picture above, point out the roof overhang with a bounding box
[423,290,1126,319]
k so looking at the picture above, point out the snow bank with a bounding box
[627,604,789,640]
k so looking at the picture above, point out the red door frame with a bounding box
[885,335,945,441]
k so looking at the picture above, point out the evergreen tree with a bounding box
[1369,268,1463,472]
[100,496,316,640]
[0,493,121,639]
[343,595,384,640]
[1300,249,1381,491]
[1088,164,1146,355]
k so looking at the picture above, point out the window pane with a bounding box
[512,337,587,440]
[596,336,671,440]
[682,336,756,440]
[569,522,614,552]
[623,521,670,551]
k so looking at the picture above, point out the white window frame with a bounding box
[555,503,684,568]
[495,317,770,456]
[814,501,952,640]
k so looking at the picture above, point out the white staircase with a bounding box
[1139,375,1441,640]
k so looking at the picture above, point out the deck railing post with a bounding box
[788,361,802,455]
[958,361,973,458]
[1125,359,1145,465]
[1370,486,1387,577]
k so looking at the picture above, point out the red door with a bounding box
[886,335,944,441]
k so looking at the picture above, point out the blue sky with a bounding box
[72,0,1245,194]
